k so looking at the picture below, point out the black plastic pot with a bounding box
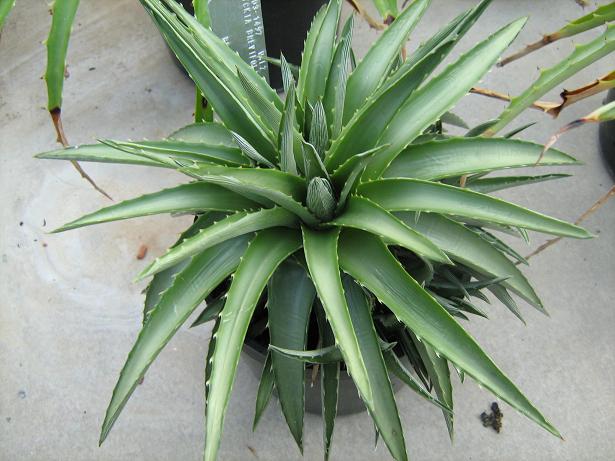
[599,89,615,180]
[175,0,327,91]
[243,339,403,416]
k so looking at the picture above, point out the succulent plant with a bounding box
[37,0,601,460]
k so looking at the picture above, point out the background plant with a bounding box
[27,1,613,461]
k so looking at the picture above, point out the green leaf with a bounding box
[253,352,275,431]
[191,295,225,328]
[440,111,468,128]
[231,132,275,168]
[168,122,238,146]
[359,179,592,239]
[45,0,80,112]
[465,119,498,137]
[301,227,372,402]
[99,234,251,444]
[268,260,316,451]
[205,228,302,461]
[100,139,246,169]
[236,69,282,133]
[138,207,298,279]
[384,137,579,180]
[269,339,396,364]
[279,84,298,174]
[307,178,336,221]
[331,196,450,264]
[383,349,452,413]
[53,183,257,232]
[410,334,454,440]
[466,174,570,194]
[280,54,296,94]
[181,164,318,225]
[330,145,386,191]
[303,228,409,461]
[205,316,221,403]
[342,275,408,461]
[337,229,561,438]
[364,17,528,179]
[323,16,353,139]
[309,99,328,158]
[269,344,343,364]
[487,23,615,135]
[398,0,492,85]
[343,0,431,122]
[398,212,544,309]
[315,302,339,461]
[297,0,341,105]
[0,0,16,31]
[36,144,164,168]
[144,213,223,324]
[301,140,330,183]
[326,13,451,170]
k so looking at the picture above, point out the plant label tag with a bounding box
[208,0,269,82]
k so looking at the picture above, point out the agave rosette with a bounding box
[38,0,592,460]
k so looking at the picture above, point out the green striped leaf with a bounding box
[323,15,353,139]
[297,0,341,105]
[396,210,544,309]
[144,213,224,324]
[384,138,579,180]
[301,227,372,403]
[359,179,591,238]
[279,84,298,174]
[466,174,570,194]
[331,196,450,264]
[338,229,561,438]
[103,138,248,167]
[268,260,316,451]
[315,302,339,461]
[326,35,458,170]
[181,164,318,225]
[138,207,298,279]
[342,275,407,461]
[343,0,431,122]
[364,17,527,179]
[36,144,164,168]
[168,122,237,146]
[205,228,302,461]
[100,234,251,444]
[53,183,257,232]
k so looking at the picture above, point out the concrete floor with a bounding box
[1,1,614,460]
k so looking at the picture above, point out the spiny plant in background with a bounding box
[35,0,614,460]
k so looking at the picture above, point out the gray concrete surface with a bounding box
[1,1,614,460]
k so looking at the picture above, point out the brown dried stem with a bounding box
[498,34,558,67]
[523,185,615,262]
[470,87,559,113]
[50,109,112,200]
[344,0,386,30]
